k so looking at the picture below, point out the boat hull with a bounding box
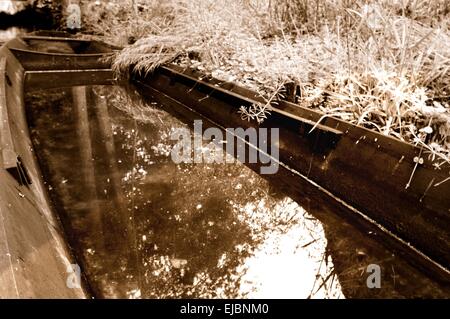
[0,34,116,298]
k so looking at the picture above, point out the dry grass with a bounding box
[86,0,450,164]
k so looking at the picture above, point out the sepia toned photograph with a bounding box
[0,0,449,306]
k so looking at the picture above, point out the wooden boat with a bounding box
[0,34,448,298]
[0,33,116,298]
[4,33,118,90]
[7,36,117,70]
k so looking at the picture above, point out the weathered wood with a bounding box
[25,69,116,91]
[9,49,111,71]
[0,57,16,169]
[6,35,117,72]
[0,42,88,298]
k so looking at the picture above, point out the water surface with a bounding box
[25,84,449,298]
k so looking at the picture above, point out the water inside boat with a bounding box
[24,84,449,298]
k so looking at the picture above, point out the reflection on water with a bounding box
[25,85,449,298]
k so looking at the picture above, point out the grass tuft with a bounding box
[84,0,450,164]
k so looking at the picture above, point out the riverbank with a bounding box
[84,0,450,166]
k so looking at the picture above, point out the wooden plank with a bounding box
[21,36,122,52]
[21,36,90,43]
[25,69,116,91]
[9,48,111,71]
[0,198,19,298]
[0,56,16,169]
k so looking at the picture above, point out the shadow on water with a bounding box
[25,85,449,298]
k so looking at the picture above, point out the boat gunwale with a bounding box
[157,64,450,171]
[8,47,112,58]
